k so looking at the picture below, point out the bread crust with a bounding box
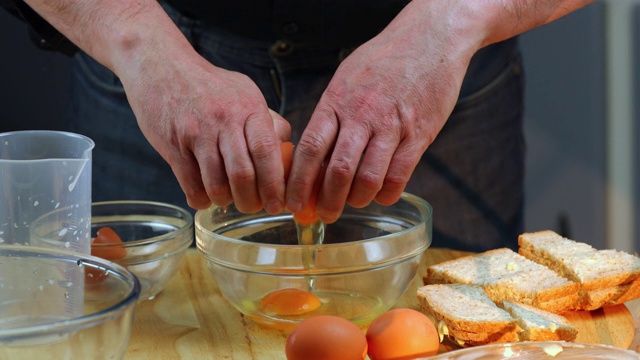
[581,276,640,310]
[447,326,520,342]
[449,330,520,347]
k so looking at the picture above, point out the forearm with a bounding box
[479,0,598,46]
[390,0,597,65]
[22,0,196,78]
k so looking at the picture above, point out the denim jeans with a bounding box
[66,2,525,252]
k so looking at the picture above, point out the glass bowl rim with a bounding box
[195,192,432,249]
[90,200,194,248]
[195,192,432,274]
[0,245,141,341]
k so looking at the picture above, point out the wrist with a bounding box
[396,0,489,64]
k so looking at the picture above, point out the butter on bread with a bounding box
[417,284,577,347]
[424,248,579,313]
[519,230,640,310]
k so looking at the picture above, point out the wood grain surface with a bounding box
[125,248,637,359]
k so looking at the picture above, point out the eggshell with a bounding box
[285,315,367,360]
[366,308,439,360]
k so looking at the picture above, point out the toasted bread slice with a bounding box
[518,230,595,260]
[501,301,577,342]
[417,284,518,334]
[483,271,579,313]
[425,248,528,285]
[519,230,640,290]
[519,230,640,309]
[424,248,579,313]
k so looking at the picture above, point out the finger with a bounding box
[314,125,370,223]
[219,129,262,213]
[168,150,215,210]
[246,111,287,214]
[269,109,292,142]
[192,138,233,208]
[286,107,338,215]
[374,142,418,206]
[346,135,396,208]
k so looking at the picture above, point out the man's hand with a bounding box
[286,0,596,223]
[122,52,292,213]
[24,0,292,213]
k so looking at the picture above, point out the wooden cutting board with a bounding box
[564,304,634,348]
[125,248,637,359]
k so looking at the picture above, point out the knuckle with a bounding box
[297,135,327,159]
[355,170,383,193]
[382,173,407,193]
[228,166,256,185]
[327,157,356,183]
[248,136,278,162]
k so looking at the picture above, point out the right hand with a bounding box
[119,48,291,214]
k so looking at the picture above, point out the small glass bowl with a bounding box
[195,192,432,330]
[0,245,140,359]
[90,201,193,301]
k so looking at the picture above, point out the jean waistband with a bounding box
[163,0,410,47]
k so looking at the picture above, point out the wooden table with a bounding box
[125,248,640,359]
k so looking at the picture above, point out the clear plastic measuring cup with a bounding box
[0,130,94,252]
[0,130,94,319]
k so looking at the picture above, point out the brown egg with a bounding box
[366,308,440,360]
[285,315,368,360]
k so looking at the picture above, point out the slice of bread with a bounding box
[483,272,579,313]
[417,284,518,334]
[424,248,579,313]
[519,230,640,309]
[501,300,577,342]
[417,284,578,348]
[425,248,527,285]
[418,284,521,347]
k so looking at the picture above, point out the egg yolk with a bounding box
[86,227,126,284]
[366,308,440,360]
[91,227,126,260]
[259,288,322,316]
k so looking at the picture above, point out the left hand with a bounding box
[285,1,480,222]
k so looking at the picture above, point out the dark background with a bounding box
[1,11,70,131]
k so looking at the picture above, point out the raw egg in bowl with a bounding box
[195,192,432,330]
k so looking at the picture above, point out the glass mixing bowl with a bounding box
[0,245,140,359]
[89,201,194,301]
[195,192,432,330]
